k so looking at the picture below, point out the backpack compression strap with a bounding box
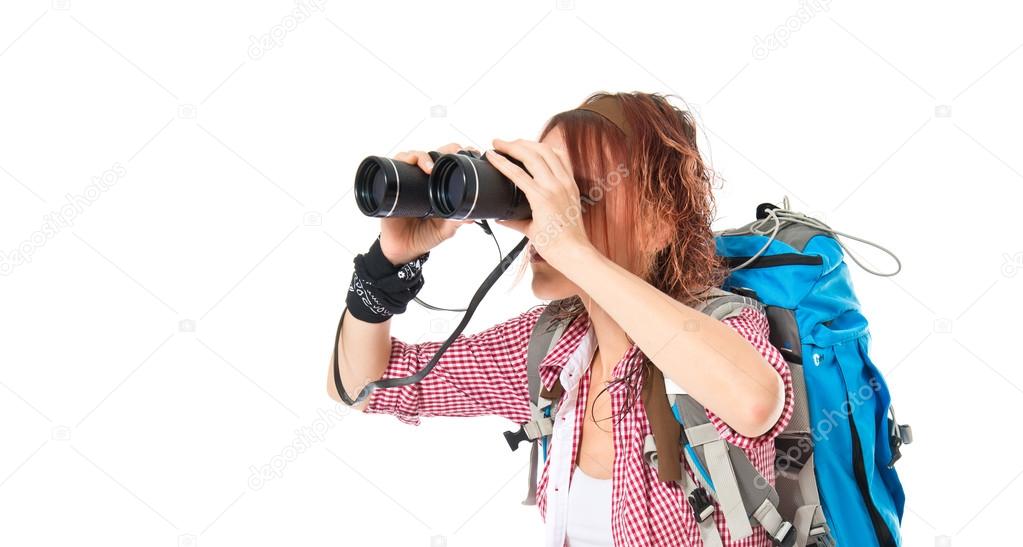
[638,286,761,489]
[641,288,798,545]
[676,393,794,545]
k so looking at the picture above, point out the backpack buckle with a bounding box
[767,521,795,547]
[503,411,554,451]
[687,486,715,522]
[503,425,530,451]
[887,405,913,468]
[809,527,835,547]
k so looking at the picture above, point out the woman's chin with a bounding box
[531,275,575,301]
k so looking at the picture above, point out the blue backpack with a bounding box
[711,198,911,545]
[506,197,912,546]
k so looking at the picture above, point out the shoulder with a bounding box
[467,303,551,348]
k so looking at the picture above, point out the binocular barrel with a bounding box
[354,150,532,220]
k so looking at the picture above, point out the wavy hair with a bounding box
[514,91,730,428]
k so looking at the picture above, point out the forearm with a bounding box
[554,244,784,437]
[328,307,392,411]
[329,235,429,409]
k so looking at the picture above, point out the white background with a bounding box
[1,1,1020,546]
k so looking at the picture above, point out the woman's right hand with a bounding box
[378,143,478,265]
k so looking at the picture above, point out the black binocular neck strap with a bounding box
[332,235,530,406]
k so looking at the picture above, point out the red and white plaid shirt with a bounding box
[364,303,794,546]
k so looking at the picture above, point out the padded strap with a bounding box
[521,440,539,505]
[791,454,832,546]
[638,288,761,486]
[520,303,570,442]
[676,394,792,541]
[685,423,722,447]
[526,305,569,407]
[705,437,754,538]
[793,505,830,547]
[680,470,724,547]
[675,394,752,538]
[695,287,765,322]
[517,301,569,504]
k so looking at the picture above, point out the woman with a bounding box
[331,91,794,547]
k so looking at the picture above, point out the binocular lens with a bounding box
[358,162,386,211]
[428,152,531,220]
[431,160,466,217]
[354,156,434,218]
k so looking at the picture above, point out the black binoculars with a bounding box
[354,149,532,220]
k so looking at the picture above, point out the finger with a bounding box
[393,150,434,173]
[519,140,571,183]
[493,138,556,189]
[484,149,540,197]
[415,151,436,173]
[436,142,462,155]
[549,146,574,181]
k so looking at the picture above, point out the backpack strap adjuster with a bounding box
[808,526,835,547]
[887,405,913,468]
[503,405,554,451]
[687,486,715,522]
[753,498,795,547]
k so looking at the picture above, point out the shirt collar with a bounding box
[538,309,592,380]
[537,309,646,391]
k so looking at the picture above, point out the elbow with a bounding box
[734,370,786,439]
[328,382,371,413]
[327,358,369,413]
[327,382,344,404]
[327,380,372,415]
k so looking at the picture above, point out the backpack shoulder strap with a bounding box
[526,302,570,411]
[508,300,571,506]
[694,286,765,322]
[503,302,569,452]
[641,287,804,544]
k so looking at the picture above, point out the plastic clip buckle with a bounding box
[687,486,715,522]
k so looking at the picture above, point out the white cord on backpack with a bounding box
[719,196,902,277]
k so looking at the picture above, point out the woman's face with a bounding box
[529,125,585,301]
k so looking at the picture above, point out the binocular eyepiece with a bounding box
[354,149,532,220]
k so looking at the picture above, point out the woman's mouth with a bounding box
[529,247,546,263]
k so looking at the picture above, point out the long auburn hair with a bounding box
[515,91,730,427]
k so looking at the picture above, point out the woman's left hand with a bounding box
[486,138,593,266]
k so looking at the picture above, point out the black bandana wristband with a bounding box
[346,237,430,323]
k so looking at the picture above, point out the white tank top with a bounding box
[565,464,613,546]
